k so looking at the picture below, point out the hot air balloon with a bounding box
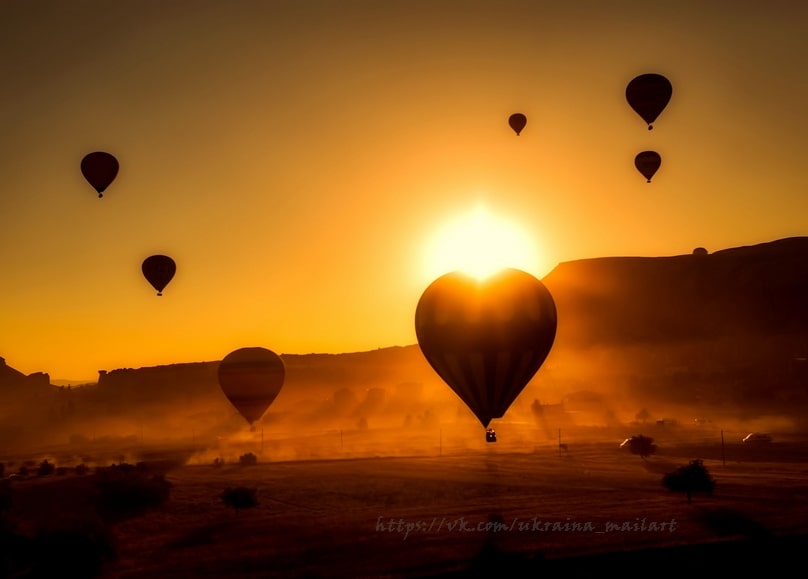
[626,73,672,130]
[508,113,527,136]
[218,347,285,428]
[81,152,119,198]
[634,151,661,182]
[141,255,176,296]
[414,268,557,439]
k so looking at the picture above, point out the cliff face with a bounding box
[0,357,51,391]
[542,237,808,347]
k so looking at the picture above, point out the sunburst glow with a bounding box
[423,203,541,281]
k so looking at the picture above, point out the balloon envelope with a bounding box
[508,113,527,136]
[414,268,557,428]
[218,347,285,426]
[625,74,672,129]
[634,151,661,182]
[141,255,176,296]
[81,152,119,197]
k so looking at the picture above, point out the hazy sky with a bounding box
[3,1,807,380]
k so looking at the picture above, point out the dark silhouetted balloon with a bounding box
[635,151,661,182]
[218,347,285,427]
[414,268,557,431]
[81,152,119,198]
[693,247,708,256]
[141,255,176,296]
[508,113,527,136]
[626,74,672,130]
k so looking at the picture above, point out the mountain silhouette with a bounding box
[3,237,808,443]
[543,236,808,346]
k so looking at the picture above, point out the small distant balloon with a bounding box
[218,347,286,427]
[81,152,119,198]
[141,255,176,296]
[626,74,672,130]
[508,113,527,136]
[634,151,661,183]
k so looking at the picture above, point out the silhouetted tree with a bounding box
[37,460,55,477]
[220,487,258,515]
[75,464,89,476]
[662,459,716,503]
[0,463,4,478]
[239,452,257,466]
[212,457,224,468]
[635,408,651,423]
[626,435,657,459]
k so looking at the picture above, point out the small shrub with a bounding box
[220,487,258,514]
[37,460,55,477]
[662,459,716,503]
[626,435,657,459]
[239,452,257,466]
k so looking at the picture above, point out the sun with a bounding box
[422,203,542,282]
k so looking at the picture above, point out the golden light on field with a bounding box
[422,203,542,282]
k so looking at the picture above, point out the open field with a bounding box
[4,425,808,578]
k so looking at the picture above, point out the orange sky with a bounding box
[2,1,808,380]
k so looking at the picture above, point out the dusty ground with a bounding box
[4,425,808,578]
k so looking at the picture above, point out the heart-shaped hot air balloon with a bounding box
[218,347,285,427]
[415,268,557,437]
[141,255,176,296]
[81,152,119,198]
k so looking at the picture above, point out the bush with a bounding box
[37,460,55,477]
[75,464,89,476]
[626,435,657,459]
[220,487,258,515]
[212,457,224,468]
[662,459,716,503]
[239,452,258,466]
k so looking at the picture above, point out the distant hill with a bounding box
[3,237,808,445]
